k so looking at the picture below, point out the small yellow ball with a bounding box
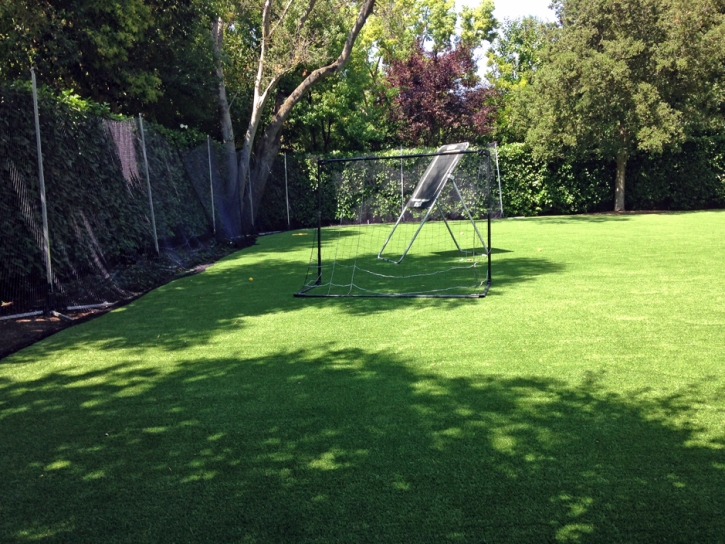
[249,277,254,281]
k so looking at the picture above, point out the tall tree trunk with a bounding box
[238,0,376,232]
[614,149,628,212]
[211,17,240,238]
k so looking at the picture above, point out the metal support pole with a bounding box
[494,142,503,216]
[248,171,255,232]
[487,152,492,285]
[316,160,322,285]
[400,146,404,214]
[207,135,216,235]
[450,180,487,252]
[284,152,290,229]
[31,68,54,307]
[138,114,159,254]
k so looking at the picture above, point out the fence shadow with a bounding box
[4,235,563,360]
[1,347,723,542]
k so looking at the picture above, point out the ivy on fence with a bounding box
[0,82,214,312]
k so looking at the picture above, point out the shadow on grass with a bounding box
[1,348,723,543]
[505,215,634,224]
[489,255,565,294]
[4,239,561,360]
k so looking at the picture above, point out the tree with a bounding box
[284,44,395,152]
[282,0,497,154]
[523,0,725,211]
[487,17,551,89]
[359,0,494,62]
[222,0,376,231]
[386,43,497,147]
[0,0,218,129]
[486,16,553,142]
[365,0,497,147]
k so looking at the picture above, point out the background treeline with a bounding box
[1,0,724,221]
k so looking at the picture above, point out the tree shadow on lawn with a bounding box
[506,215,634,224]
[5,246,562,361]
[519,211,725,225]
[1,347,723,543]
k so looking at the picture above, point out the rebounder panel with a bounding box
[295,147,492,298]
[407,142,469,209]
[378,142,484,264]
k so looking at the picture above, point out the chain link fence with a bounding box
[0,79,251,320]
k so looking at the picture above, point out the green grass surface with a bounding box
[301,220,489,296]
[2,211,724,543]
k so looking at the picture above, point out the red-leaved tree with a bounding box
[387,43,497,147]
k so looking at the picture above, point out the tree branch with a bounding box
[295,0,318,38]
[269,0,376,131]
[270,0,297,39]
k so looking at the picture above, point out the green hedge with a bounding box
[255,139,725,229]
[493,139,725,217]
[496,143,614,216]
[0,82,212,306]
[626,136,725,211]
[256,148,444,232]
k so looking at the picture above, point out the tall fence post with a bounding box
[400,145,404,214]
[207,135,216,235]
[248,172,254,231]
[316,160,322,285]
[30,68,54,309]
[138,114,159,254]
[493,142,503,216]
[284,152,290,229]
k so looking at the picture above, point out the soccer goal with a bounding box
[294,145,493,298]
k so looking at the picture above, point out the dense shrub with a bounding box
[626,135,725,211]
[255,153,320,232]
[256,148,445,232]
[256,139,725,229]
[497,139,725,216]
[496,143,613,216]
[0,82,213,309]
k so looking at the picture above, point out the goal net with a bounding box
[295,145,493,298]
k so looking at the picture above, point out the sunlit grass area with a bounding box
[2,211,724,543]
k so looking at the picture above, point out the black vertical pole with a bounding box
[316,160,322,285]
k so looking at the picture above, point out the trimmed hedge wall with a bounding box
[496,143,613,216]
[497,138,725,216]
[257,139,724,229]
[627,136,725,211]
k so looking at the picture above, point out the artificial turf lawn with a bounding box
[301,220,490,296]
[1,211,724,543]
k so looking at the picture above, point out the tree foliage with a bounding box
[521,0,725,210]
[486,16,553,142]
[284,45,394,152]
[0,0,218,130]
[487,16,552,90]
[386,43,497,147]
